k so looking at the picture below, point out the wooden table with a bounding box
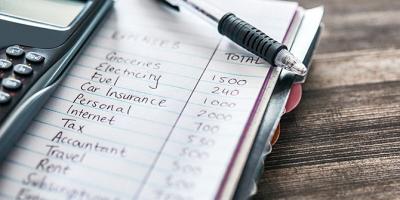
[255,0,400,199]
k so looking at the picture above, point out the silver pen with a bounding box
[162,0,307,76]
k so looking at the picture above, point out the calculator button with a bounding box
[26,52,45,63]
[14,64,33,76]
[2,78,22,90]
[6,46,24,57]
[0,59,12,70]
[0,91,11,104]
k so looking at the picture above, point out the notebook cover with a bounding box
[233,24,323,199]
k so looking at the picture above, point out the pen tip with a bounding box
[294,62,308,76]
[274,49,308,76]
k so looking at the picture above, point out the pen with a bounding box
[162,0,307,76]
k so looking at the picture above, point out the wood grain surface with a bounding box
[254,0,400,199]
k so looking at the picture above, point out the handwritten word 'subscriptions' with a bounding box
[0,0,298,199]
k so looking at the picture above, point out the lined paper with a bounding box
[0,0,298,199]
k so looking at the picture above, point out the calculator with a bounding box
[0,0,113,160]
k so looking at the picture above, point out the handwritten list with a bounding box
[0,0,298,199]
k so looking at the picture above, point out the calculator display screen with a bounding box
[0,0,86,27]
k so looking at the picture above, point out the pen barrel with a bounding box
[218,13,287,65]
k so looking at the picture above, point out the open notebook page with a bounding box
[0,0,298,199]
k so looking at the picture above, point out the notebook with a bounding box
[0,0,308,199]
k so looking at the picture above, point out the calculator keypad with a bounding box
[0,59,12,70]
[26,52,45,63]
[14,64,33,76]
[2,78,22,90]
[0,45,50,120]
[6,45,24,57]
[0,92,11,104]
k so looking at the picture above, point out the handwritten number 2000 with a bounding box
[197,110,232,121]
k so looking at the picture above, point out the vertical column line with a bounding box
[134,40,222,199]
